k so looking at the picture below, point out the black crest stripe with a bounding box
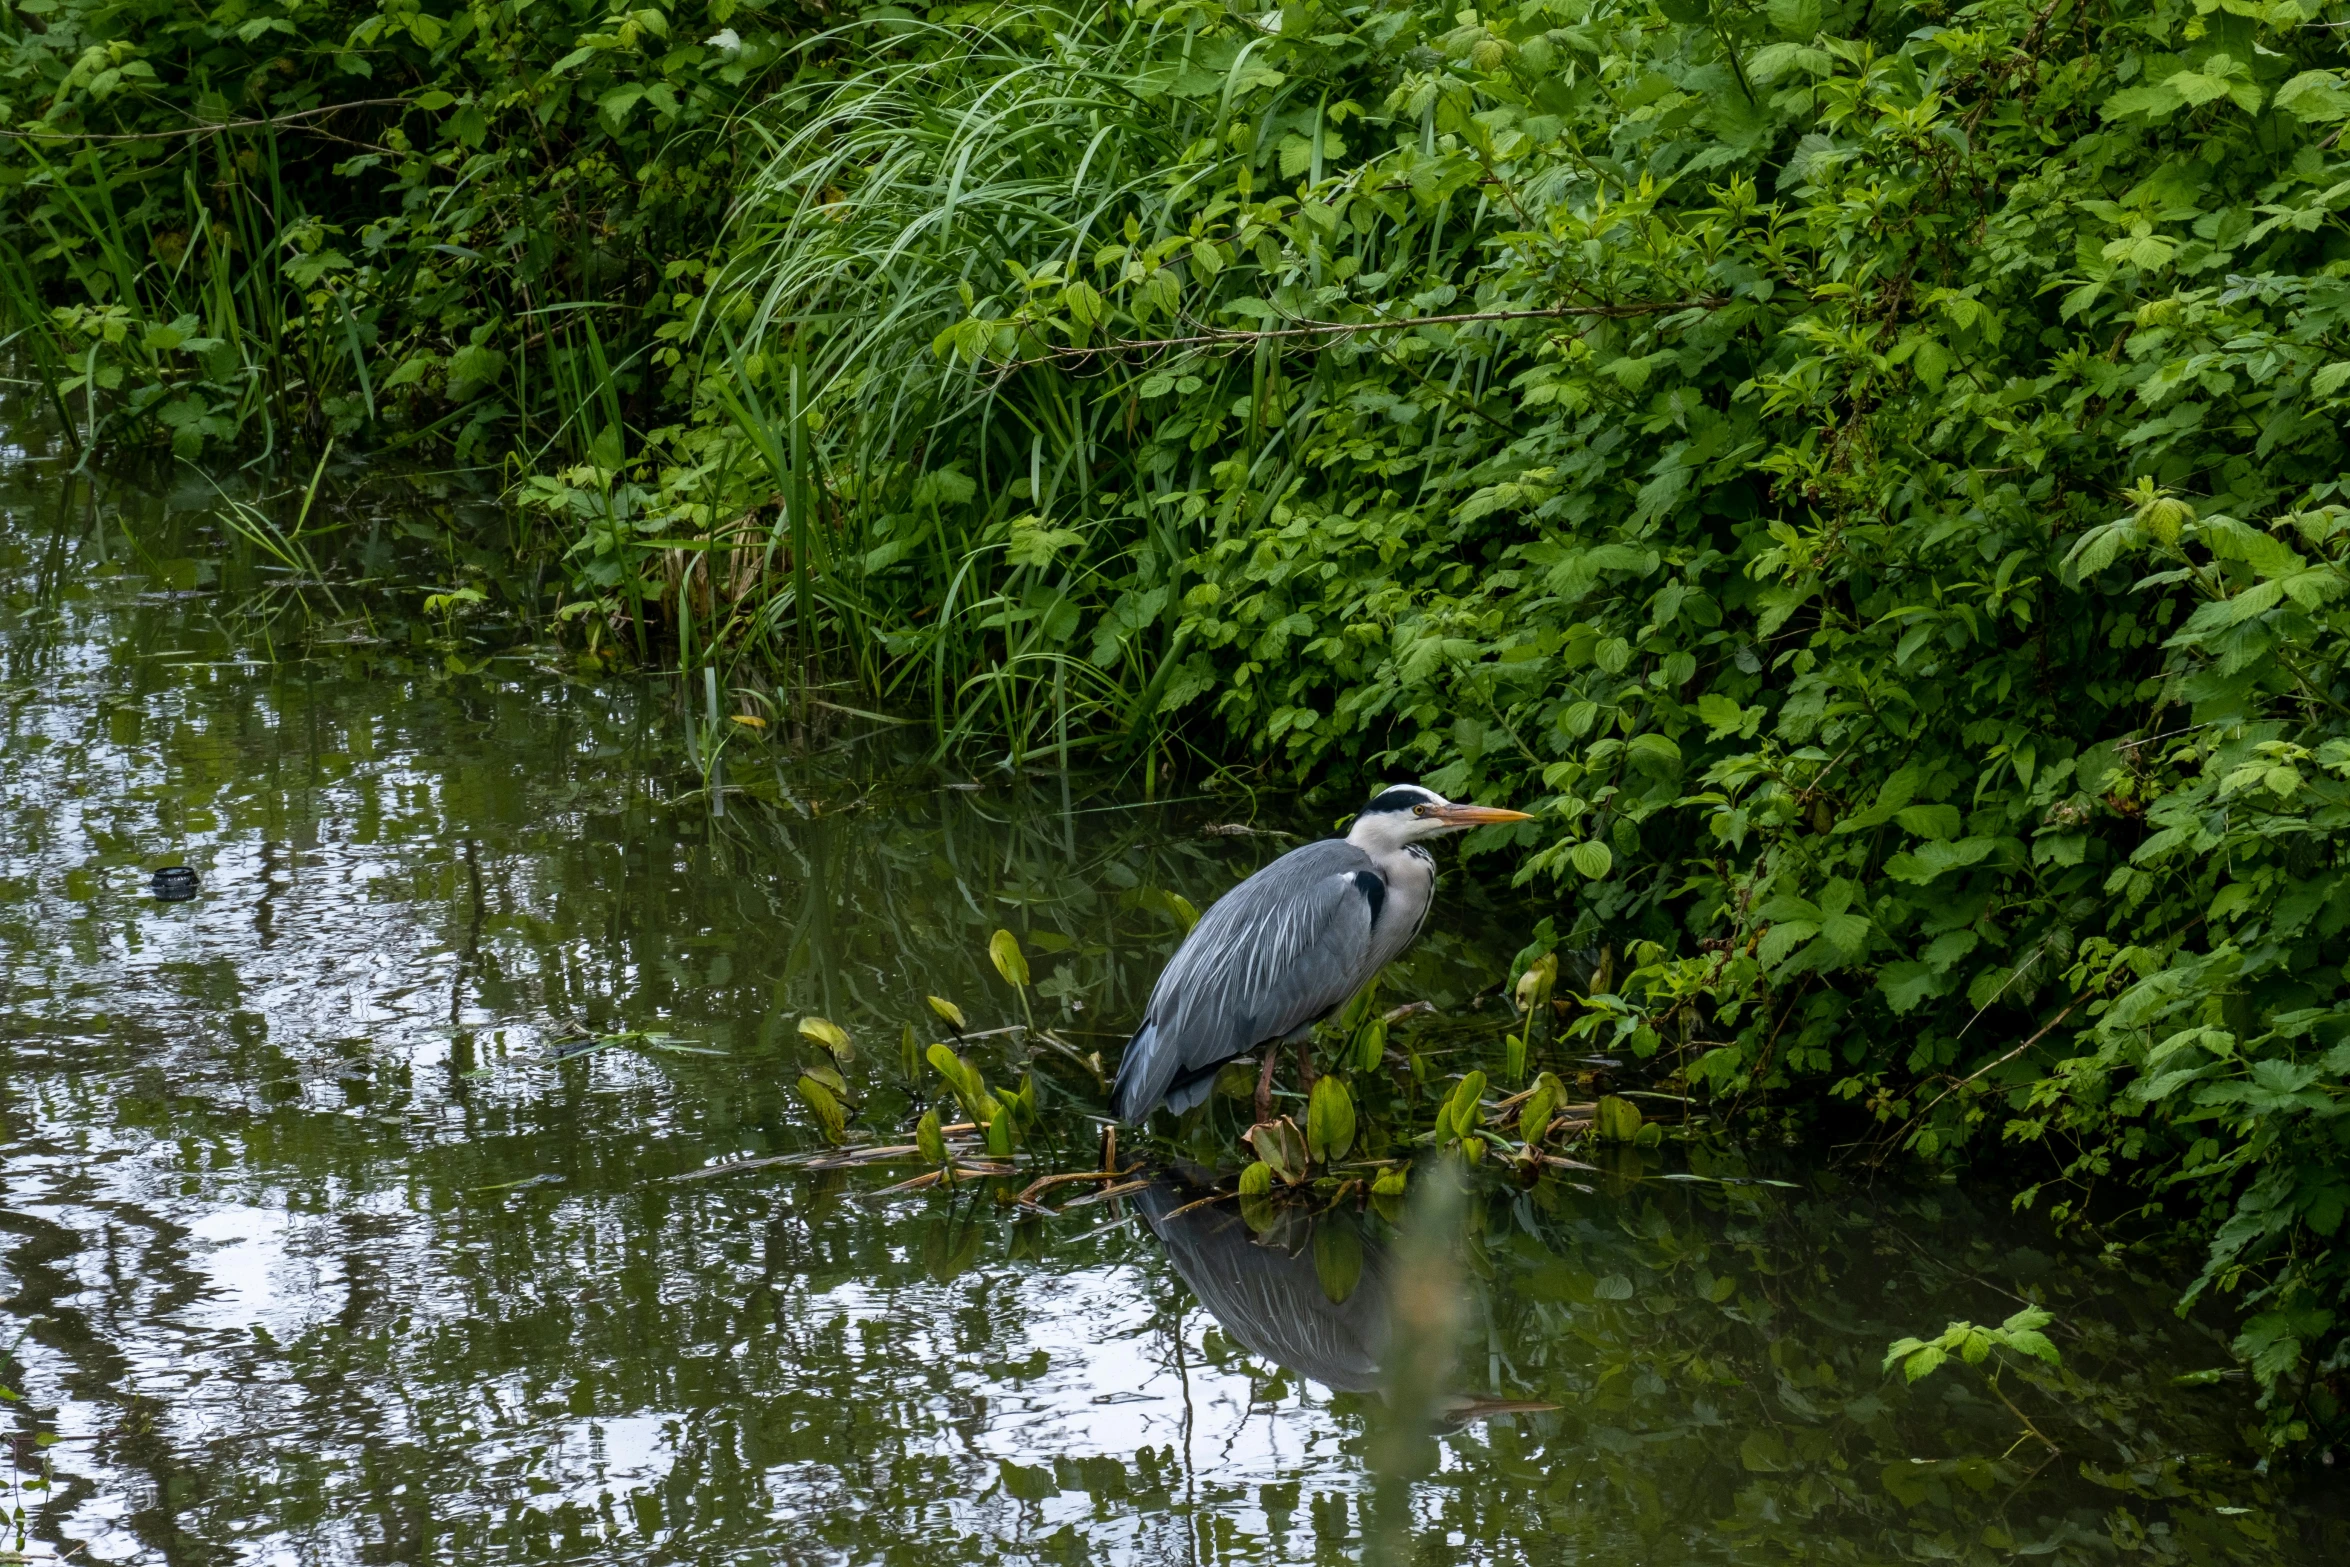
[1361,786,1428,816]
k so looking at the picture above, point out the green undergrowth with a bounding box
[682,0,2350,1452]
[0,0,819,462]
[13,0,2350,1451]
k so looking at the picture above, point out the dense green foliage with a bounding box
[12,0,2350,1449]
[0,0,813,458]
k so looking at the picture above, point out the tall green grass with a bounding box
[690,5,1287,772]
[650,1,1558,775]
[2,130,338,460]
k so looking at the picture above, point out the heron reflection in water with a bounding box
[1136,1177,1554,1428]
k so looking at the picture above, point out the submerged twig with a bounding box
[1012,1164,1141,1207]
[1060,1177,1151,1209]
[1160,1188,1237,1220]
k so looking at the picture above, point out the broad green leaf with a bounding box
[1245,1116,1309,1184]
[795,1074,847,1145]
[1306,1075,1357,1163]
[1519,1072,1564,1143]
[1877,960,1942,1014]
[1445,1071,1488,1140]
[988,928,1030,987]
[915,1106,947,1164]
[799,1016,853,1058]
[1594,1094,1642,1142]
[1896,804,1963,841]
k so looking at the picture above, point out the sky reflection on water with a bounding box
[0,415,2342,1566]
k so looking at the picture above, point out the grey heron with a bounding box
[1110,784,1531,1124]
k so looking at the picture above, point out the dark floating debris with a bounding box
[151,866,199,901]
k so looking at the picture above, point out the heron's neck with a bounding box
[1357,838,1437,951]
[1348,833,1436,887]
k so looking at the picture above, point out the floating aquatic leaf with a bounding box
[1004,1072,1037,1126]
[799,1016,853,1059]
[1519,1072,1564,1145]
[1352,1014,1386,1074]
[1237,1160,1273,1196]
[1239,1189,1279,1235]
[1504,1031,1526,1082]
[548,1028,724,1062]
[999,1459,1056,1502]
[1440,1071,1487,1143]
[796,1073,847,1144]
[802,1061,847,1097]
[988,928,1030,988]
[1370,1167,1408,1196]
[985,1108,1015,1157]
[927,995,968,1032]
[915,1106,947,1165]
[1244,1116,1308,1185]
[926,1041,979,1102]
[1146,888,1198,932]
[1594,1094,1643,1142]
[1306,1075,1356,1164]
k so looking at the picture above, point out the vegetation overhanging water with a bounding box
[10,0,2350,1452]
[1,387,2347,1561]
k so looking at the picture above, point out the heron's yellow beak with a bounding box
[1428,803,1533,826]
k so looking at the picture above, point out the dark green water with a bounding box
[0,418,2341,1566]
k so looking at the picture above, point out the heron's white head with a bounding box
[1344,784,1532,853]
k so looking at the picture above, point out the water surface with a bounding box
[0,416,2339,1565]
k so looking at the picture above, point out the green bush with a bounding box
[0,0,814,457]
[678,0,2350,1446]
[14,0,2350,1448]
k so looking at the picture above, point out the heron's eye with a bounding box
[1411,804,1430,817]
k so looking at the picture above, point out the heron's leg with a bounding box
[1254,1050,1277,1125]
[1297,1038,1317,1099]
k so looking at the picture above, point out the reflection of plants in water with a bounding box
[1886,1306,2066,1460]
[0,1333,56,1559]
[1137,1155,2323,1564]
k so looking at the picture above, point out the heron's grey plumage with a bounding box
[1109,783,1506,1124]
[1111,839,1387,1122]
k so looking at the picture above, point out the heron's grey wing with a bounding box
[1113,839,1377,1119]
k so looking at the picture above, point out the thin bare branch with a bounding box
[0,100,415,144]
[1901,998,2085,1140]
[994,296,1732,369]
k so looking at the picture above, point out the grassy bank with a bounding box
[11,0,2350,1449]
